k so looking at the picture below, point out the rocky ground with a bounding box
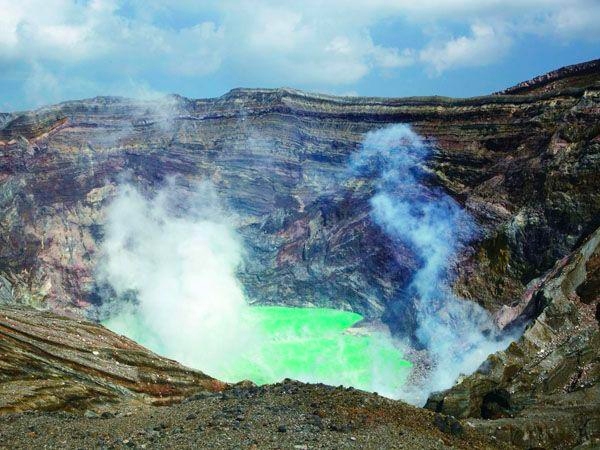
[0,304,500,449]
[0,380,506,450]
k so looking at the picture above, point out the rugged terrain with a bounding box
[0,306,502,449]
[427,225,600,448]
[0,380,505,450]
[0,305,224,414]
[0,59,598,328]
[0,59,599,448]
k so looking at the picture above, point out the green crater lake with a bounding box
[104,306,412,397]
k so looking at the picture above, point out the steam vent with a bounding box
[1,57,599,449]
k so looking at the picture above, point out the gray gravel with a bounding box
[0,380,507,449]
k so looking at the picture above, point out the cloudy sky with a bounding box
[1,0,599,111]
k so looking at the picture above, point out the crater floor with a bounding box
[104,306,412,396]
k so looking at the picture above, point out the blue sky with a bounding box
[1,0,599,111]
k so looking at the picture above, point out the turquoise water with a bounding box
[104,306,411,396]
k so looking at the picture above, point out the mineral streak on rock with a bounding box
[0,305,225,414]
[0,61,598,339]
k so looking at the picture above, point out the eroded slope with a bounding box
[0,305,224,413]
[427,226,600,448]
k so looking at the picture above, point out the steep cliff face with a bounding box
[426,225,600,448]
[0,60,598,340]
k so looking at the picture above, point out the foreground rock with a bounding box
[0,305,225,413]
[0,380,508,449]
[426,226,600,448]
[0,308,504,448]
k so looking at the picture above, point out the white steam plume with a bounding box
[96,125,516,402]
[350,124,516,405]
[96,177,413,394]
[97,179,258,378]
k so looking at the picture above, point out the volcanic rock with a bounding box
[0,60,598,340]
[426,225,600,448]
[0,305,225,414]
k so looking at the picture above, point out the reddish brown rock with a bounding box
[0,305,225,413]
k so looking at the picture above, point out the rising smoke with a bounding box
[350,124,516,405]
[97,177,412,394]
[98,124,516,406]
[97,179,260,378]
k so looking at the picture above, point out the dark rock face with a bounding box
[426,226,600,448]
[1,62,598,339]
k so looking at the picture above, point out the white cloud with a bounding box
[216,2,413,85]
[526,2,600,41]
[419,24,512,74]
[0,0,223,67]
[0,0,599,107]
[23,63,62,106]
[372,46,415,69]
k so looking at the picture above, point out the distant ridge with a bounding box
[495,58,600,95]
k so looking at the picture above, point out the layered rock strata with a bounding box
[426,226,600,448]
[0,305,224,413]
[0,61,598,337]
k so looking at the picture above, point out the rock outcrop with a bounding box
[426,226,600,448]
[496,58,600,95]
[0,305,225,414]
